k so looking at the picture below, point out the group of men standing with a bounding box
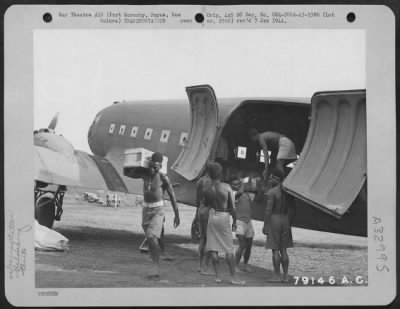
[124,129,296,284]
[196,129,297,284]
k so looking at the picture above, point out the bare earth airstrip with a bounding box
[35,189,368,288]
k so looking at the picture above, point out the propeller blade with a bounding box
[48,112,59,130]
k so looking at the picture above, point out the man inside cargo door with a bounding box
[249,129,297,180]
[124,152,180,278]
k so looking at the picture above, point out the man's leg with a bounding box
[280,158,297,177]
[234,235,246,272]
[210,251,222,282]
[270,249,281,282]
[199,236,212,274]
[158,225,165,253]
[280,248,289,282]
[158,221,174,261]
[198,215,206,270]
[243,238,253,272]
[226,252,245,285]
[199,236,206,269]
[203,251,211,270]
[198,216,211,273]
[276,159,286,178]
[146,234,160,278]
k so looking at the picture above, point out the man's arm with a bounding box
[238,178,246,195]
[194,179,204,220]
[287,194,296,226]
[227,186,237,231]
[263,192,274,235]
[259,136,269,179]
[162,174,180,228]
[195,179,203,211]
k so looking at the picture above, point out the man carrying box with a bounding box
[124,152,180,278]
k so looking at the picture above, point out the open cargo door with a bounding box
[283,90,366,219]
[171,85,219,181]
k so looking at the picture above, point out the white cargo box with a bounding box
[123,148,168,174]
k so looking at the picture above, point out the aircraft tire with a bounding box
[35,195,55,229]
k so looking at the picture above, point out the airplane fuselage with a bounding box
[34,85,366,236]
[85,89,367,236]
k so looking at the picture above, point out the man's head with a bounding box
[204,161,212,175]
[269,168,284,186]
[149,152,163,175]
[248,128,259,142]
[229,175,242,191]
[207,162,223,180]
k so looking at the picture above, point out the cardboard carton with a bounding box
[123,148,168,174]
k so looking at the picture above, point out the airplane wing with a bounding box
[34,142,128,193]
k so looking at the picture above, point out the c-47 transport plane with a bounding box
[34,85,367,236]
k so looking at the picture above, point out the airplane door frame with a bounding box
[171,85,219,181]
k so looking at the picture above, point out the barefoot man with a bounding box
[124,152,180,278]
[263,168,295,283]
[229,176,254,273]
[203,162,245,285]
[196,164,212,275]
[249,129,297,179]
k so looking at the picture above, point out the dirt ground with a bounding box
[35,191,368,288]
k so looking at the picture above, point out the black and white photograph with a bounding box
[4,4,396,307]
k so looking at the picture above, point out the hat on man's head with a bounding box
[151,152,163,163]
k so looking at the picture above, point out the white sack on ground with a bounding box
[35,220,69,251]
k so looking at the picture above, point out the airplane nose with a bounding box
[88,112,102,155]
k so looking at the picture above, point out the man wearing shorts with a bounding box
[230,176,254,273]
[249,129,297,179]
[124,152,180,278]
[203,162,245,285]
[263,168,295,283]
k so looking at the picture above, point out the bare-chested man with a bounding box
[196,165,212,275]
[124,152,180,278]
[262,168,295,283]
[230,176,254,273]
[249,129,297,179]
[203,162,245,285]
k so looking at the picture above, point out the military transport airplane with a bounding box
[34,85,367,236]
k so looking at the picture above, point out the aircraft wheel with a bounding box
[35,194,55,229]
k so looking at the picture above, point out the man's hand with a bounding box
[262,224,268,235]
[174,216,180,228]
[232,222,237,232]
[262,168,268,180]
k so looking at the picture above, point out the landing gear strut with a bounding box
[34,181,66,228]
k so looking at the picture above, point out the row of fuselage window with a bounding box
[108,123,188,146]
